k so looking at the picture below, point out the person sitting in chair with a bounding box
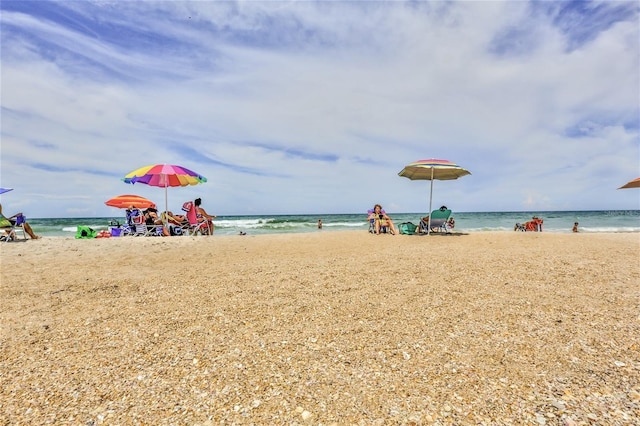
[143,207,161,225]
[162,211,188,236]
[143,207,173,236]
[195,198,216,234]
[415,215,430,234]
[0,203,40,239]
[447,217,455,229]
[369,204,397,235]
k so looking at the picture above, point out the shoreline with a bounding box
[2,231,639,424]
[15,227,640,240]
[20,209,640,237]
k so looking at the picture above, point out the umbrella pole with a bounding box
[427,167,434,235]
[163,177,169,228]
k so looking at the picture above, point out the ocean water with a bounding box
[21,210,640,238]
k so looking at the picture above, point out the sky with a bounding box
[1,0,639,218]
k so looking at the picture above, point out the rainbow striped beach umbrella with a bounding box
[398,159,471,234]
[123,164,207,218]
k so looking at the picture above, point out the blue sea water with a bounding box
[23,210,640,238]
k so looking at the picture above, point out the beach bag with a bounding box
[399,222,417,235]
[182,201,193,213]
[75,226,97,239]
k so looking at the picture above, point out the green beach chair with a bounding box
[417,208,452,234]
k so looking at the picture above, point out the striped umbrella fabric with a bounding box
[398,159,471,235]
[398,159,471,181]
[618,177,640,189]
[105,194,156,210]
[123,164,207,187]
[123,164,207,218]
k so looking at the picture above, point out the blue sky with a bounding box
[1,0,638,218]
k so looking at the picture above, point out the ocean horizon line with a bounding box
[29,208,640,221]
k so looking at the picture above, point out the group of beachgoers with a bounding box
[514,216,544,232]
[113,197,216,237]
[2,199,585,240]
[368,204,455,235]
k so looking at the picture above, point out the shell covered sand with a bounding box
[1,232,639,425]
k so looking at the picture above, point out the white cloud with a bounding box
[1,1,638,218]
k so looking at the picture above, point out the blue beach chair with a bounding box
[367,209,390,234]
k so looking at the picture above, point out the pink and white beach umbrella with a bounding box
[398,159,471,234]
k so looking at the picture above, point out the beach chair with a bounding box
[182,201,211,236]
[0,214,17,241]
[140,208,166,237]
[417,208,452,234]
[120,208,137,236]
[144,224,165,237]
[126,208,147,236]
[367,209,390,234]
[0,213,27,242]
[161,211,188,236]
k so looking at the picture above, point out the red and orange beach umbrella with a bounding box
[105,194,156,210]
[618,177,640,189]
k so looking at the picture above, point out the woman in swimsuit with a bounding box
[194,198,216,234]
[369,204,397,235]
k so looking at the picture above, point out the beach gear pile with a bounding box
[514,216,544,232]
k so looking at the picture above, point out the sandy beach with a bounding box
[1,231,639,425]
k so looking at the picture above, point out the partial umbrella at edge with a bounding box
[0,188,14,195]
[105,194,156,210]
[122,164,207,222]
[618,177,640,189]
[398,159,471,235]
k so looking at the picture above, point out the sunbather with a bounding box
[142,207,173,236]
[0,203,40,239]
[162,211,186,225]
[161,211,187,235]
[415,215,430,234]
[369,204,397,235]
[195,198,216,234]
